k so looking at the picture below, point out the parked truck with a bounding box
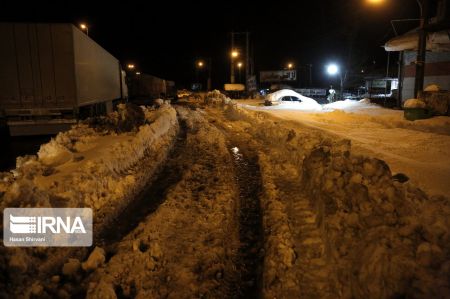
[0,23,127,136]
[127,73,176,105]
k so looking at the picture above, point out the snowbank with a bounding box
[404,98,427,109]
[204,89,232,106]
[222,103,450,298]
[424,84,440,92]
[323,99,378,111]
[0,104,179,298]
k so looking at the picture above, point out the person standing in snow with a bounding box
[327,86,336,103]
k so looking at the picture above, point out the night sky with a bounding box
[1,0,425,89]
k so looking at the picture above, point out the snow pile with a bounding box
[424,84,441,92]
[0,105,179,297]
[421,90,450,116]
[404,98,427,109]
[359,98,371,104]
[222,103,450,298]
[302,143,450,298]
[323,99,378,111]
[84,103,146,133]
[204,89,232,106]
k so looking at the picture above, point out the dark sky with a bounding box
[1,0,425,88]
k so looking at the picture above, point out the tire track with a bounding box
[97,117,188,247]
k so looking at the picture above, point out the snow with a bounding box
[204,89,232,105]
[0,104,180,297]
[323,98,379,111]
[213,101,450,298]
[404,98,427,109]
[84,107,240,298]
[2,91,450,298]
[385,30,450,52]
[234,98,450,197]
[424,84,441,92]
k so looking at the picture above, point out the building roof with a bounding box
[384,30,450,52]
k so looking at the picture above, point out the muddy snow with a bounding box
[1,94,450,299]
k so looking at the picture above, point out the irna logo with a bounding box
[9,214,86,234]
[4,208,92,247]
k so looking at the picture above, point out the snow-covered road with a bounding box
[1,94,450,299]
[236,99,450,197]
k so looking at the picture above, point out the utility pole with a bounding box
[245,32,250,90]
[414,0,429,98]
[230,31,251,87]
[207,57,212,91]
[230,32,235,84]
[397,51,404,107]
[308,64,313,86]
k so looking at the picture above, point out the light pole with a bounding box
[125,63,137,98]
[307,64,313,86]
[414,0,429,98]
[195,60,203,90]
[230,49,239,84]
[80,23,89,36]
[367,0,429,99]
[327,64,344,101]
[196,58,212,91]
[237,62,243,83]
[207,57,212,91]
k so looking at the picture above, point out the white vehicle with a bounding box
[264,89,322,111]
[177,89,192,98]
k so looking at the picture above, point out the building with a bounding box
[384,0,450,102]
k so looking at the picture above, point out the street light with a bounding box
[366,0,428,99]
[127,64,135,70]
[326,63,344,101]
[80,23,89,36]
[326,64,339,75]
[195,59,212,91]
[237,62,243,82]
[367,0,384,4]
[287,63,294,69]
[230,49,239,84]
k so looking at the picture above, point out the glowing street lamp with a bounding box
[326,64,339,75]
[230,50,239,84]
[237,62,243,82]
[80,23,89,36]
[287,63,294,69]
[367,0,384,4]
[195,58,212,91]
[326,63,344,101]
[127,64,135,70]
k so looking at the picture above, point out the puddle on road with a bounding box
[229,145,264,299]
